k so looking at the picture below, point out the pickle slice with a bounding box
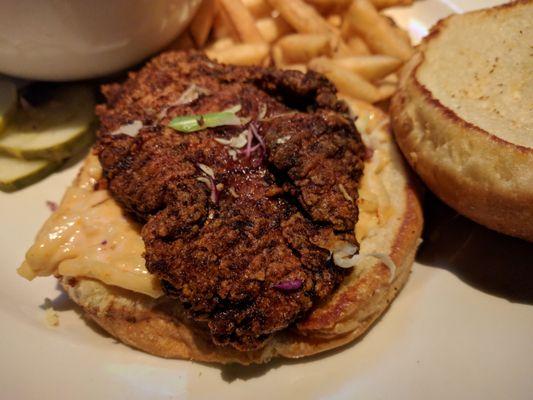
[0,155,59,192]
[0,85,94,161]
[0,80,17,133]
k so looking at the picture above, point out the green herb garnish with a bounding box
[168,104,243,133]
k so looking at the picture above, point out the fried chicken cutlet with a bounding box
[96,51,366,351]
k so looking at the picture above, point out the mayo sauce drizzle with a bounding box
[18,154,163,298]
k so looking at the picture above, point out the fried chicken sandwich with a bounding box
[19,51,422,364]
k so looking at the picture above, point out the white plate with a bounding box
[1,1,532,399]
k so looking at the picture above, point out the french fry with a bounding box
[256,17,292,43]
[344,0,414,60]
[379,71,399,85]
[332,55,402,80]
[376,13,412,45]
[206,43,270,65]
[326,14,342,28]
[189,0,216,48]
[212,7,239,40]
[219,0,265,43]
[329,36,356,58]
[206,37,236,51]
[369,0,414,9]
[242,0,273,18]
[271,43,284,66]
[377,81,397,100]
[266,0,335,34]
[340,14,351,38]
[305,0,352,14]
[277,34,331,63]
[167,30,196,51]
[389,18,411,44]
[338,94,387,126]
[345,36,371,55]
[308,57,381,102]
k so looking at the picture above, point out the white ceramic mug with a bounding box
[0,0,201,81]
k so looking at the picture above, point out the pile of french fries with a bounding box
[172,0,414,108]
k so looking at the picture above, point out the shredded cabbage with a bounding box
[168,104,243,133]
[110,120,143,137]
[331,241,397,282]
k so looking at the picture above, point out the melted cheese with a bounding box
[350,102,394,243]
[18,155,163,298]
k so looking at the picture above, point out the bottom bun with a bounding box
[59,103,423,364]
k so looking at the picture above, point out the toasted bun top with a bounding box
[390,0,533,242]
[417,0,533,148]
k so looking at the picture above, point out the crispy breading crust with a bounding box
[95,52,367,350]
